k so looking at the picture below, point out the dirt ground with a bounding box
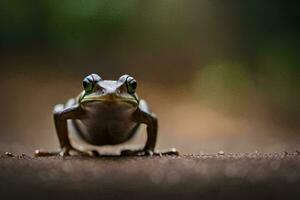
[1,152,300,200]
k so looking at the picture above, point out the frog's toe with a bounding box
[89,150,100,157]
[144,150,154,156]
[160,148,179,156]
[59,149,70,157]
[55,146,89,157]
[34,150,60,157]
[80,149,100,157]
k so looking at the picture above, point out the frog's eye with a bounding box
[126,76,137,94]
[83,73,102,92]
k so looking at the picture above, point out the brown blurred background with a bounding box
[0,0,299,154]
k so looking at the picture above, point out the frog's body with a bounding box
[73,100,139,145]
[35,74,177,157]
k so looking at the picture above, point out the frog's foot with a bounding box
[159,148,179,156]
[34,150,59,157]
[120,148,179,157]
[58,146,93,157]
[34,147,99,157]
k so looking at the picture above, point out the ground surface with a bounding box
[1,152,300,200]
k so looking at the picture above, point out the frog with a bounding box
[35,73,178,157]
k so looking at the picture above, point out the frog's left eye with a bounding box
[83,73,102,92]
[126,76,137,94]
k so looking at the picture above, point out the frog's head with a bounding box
[79,74,139,107]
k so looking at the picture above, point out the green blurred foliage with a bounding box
[0,0,299,121]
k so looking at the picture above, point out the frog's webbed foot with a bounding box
[58,146,92,157]
[120,148,179,157]
[34,147,99,157]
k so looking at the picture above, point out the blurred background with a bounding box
[0,0,299,154]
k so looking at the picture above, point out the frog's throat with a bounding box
[80,95,138,106]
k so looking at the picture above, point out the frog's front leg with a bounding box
[35,102,94,157]
[121,102,178,156]
[120,108,157,156]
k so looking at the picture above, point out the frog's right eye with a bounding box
[83,73,102,92]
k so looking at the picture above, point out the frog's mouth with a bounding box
[80,95,138,106]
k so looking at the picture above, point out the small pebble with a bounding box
[20,153,28,158]
[5,152,14,157]
[218,150,225,156]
